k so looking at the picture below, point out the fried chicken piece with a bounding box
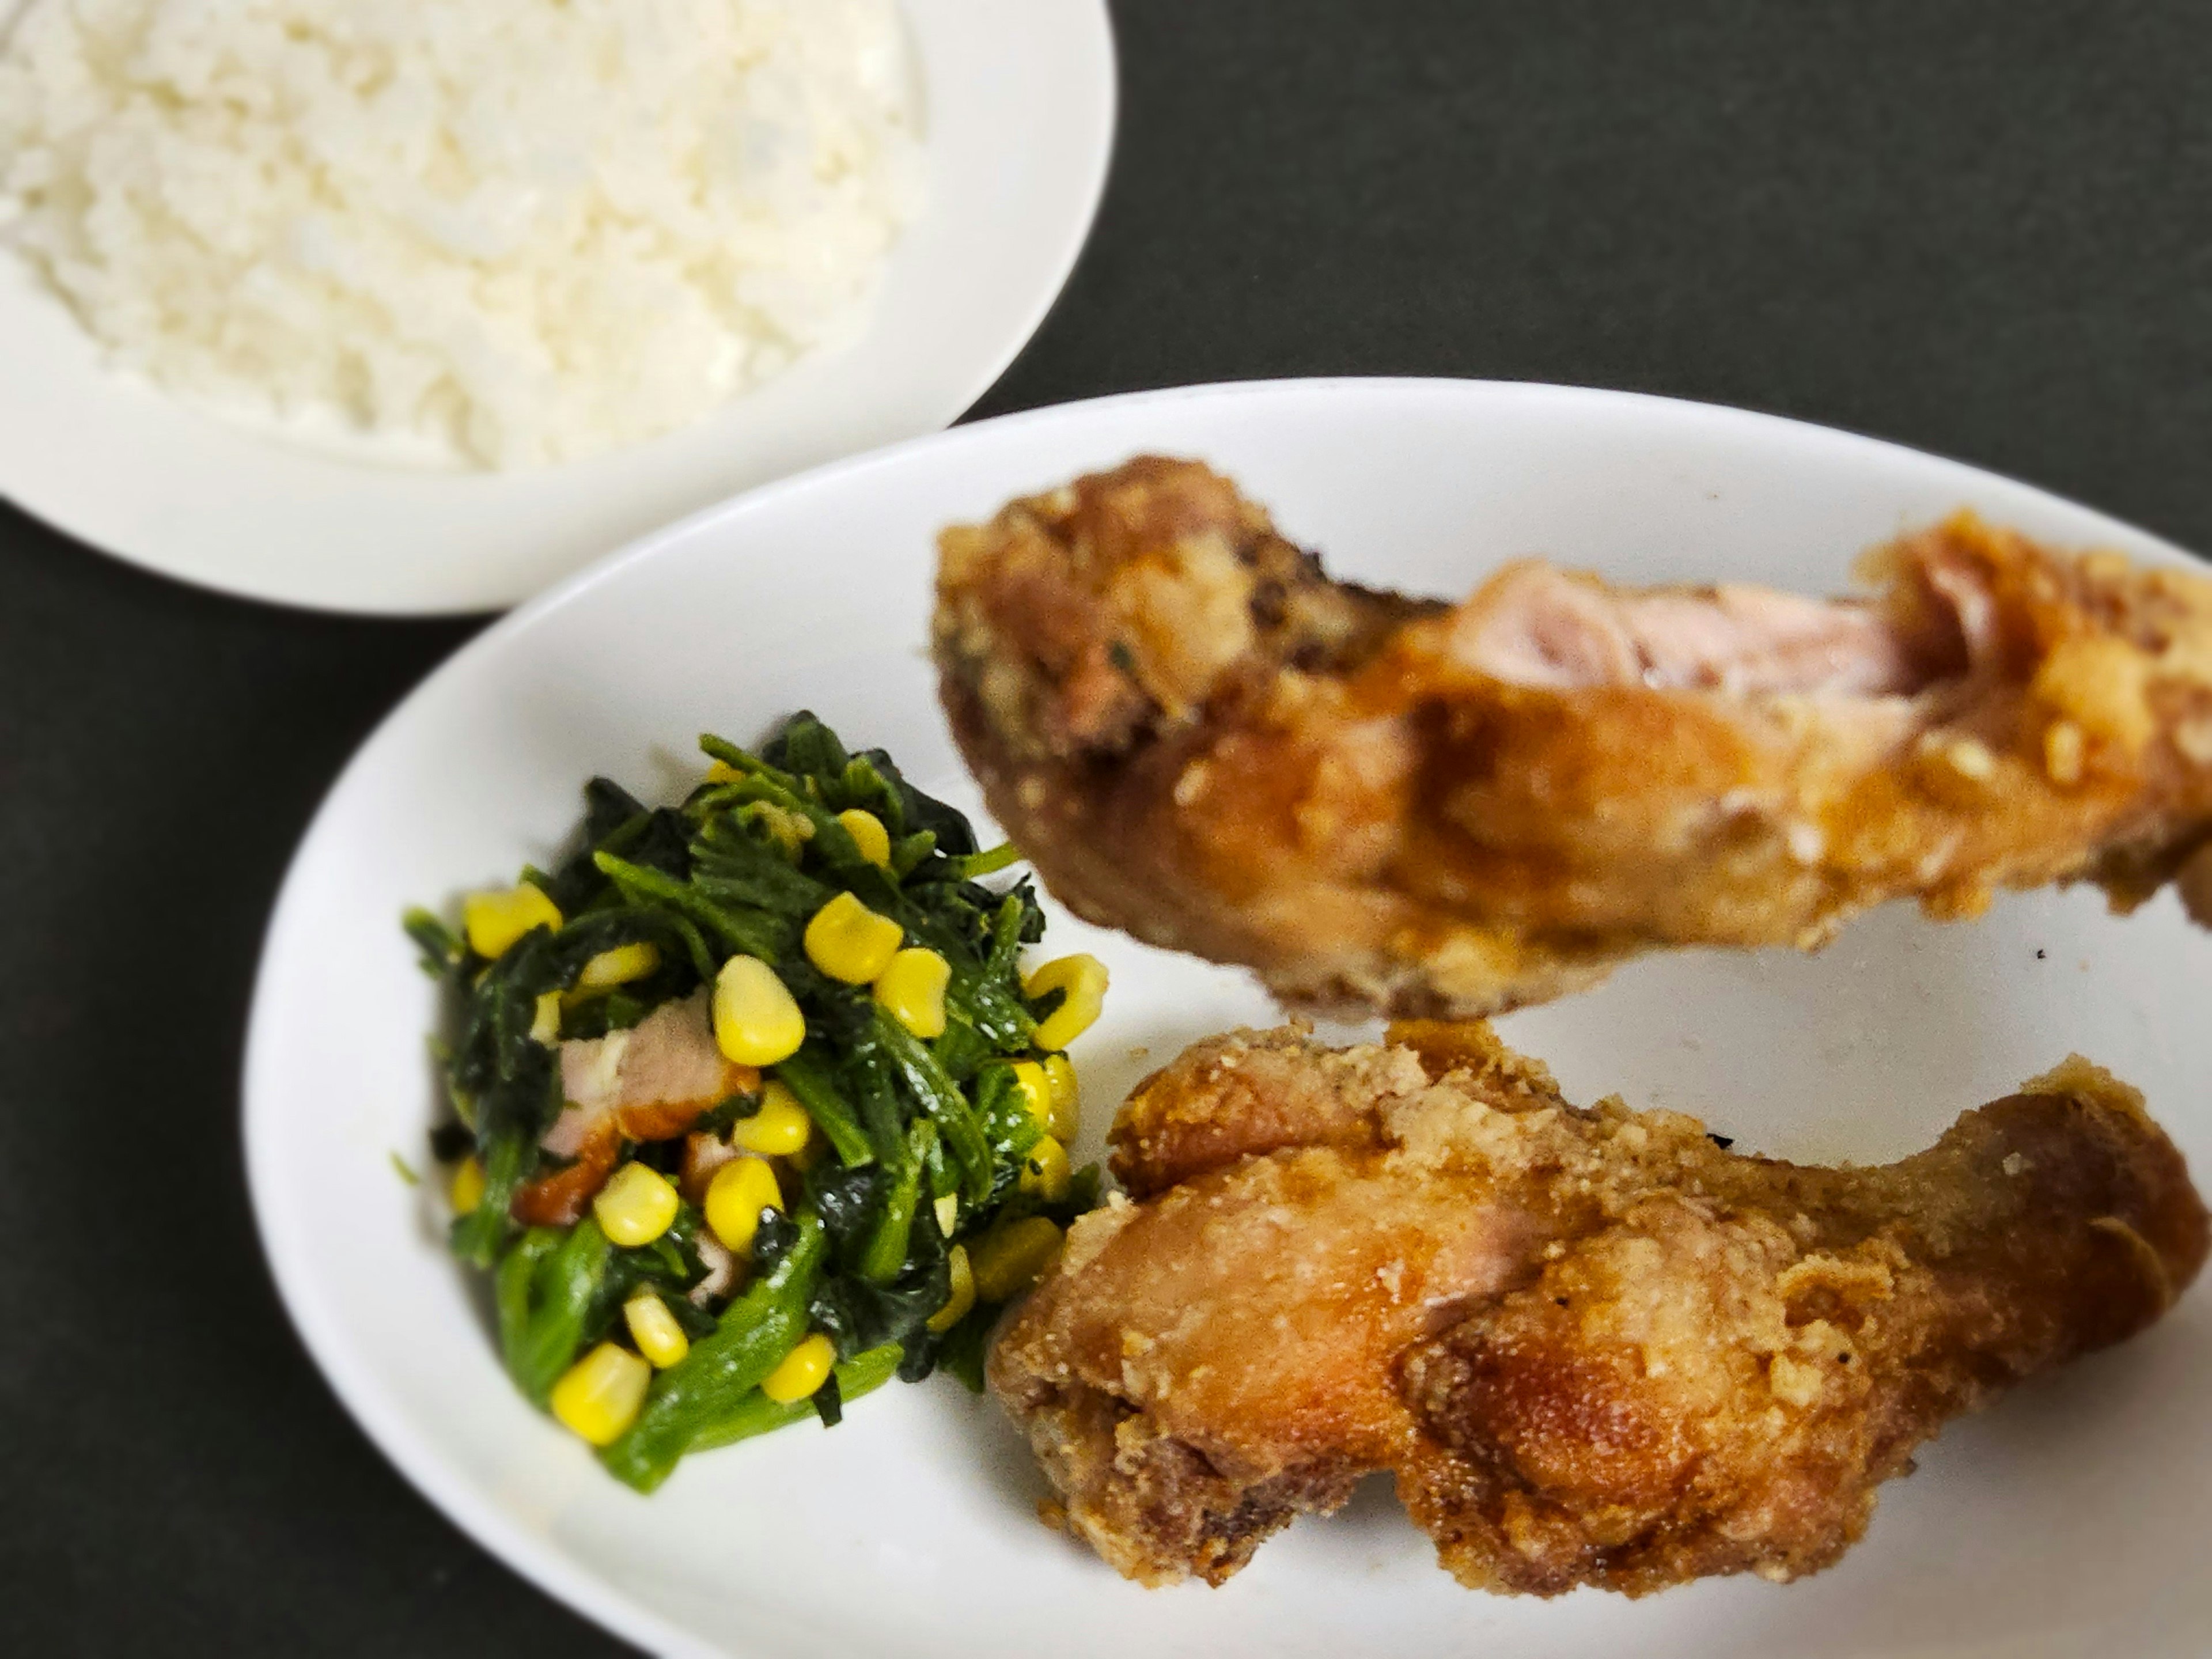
[934,458,2212,1016]
[988,1023,2207,1594]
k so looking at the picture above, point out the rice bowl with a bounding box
[0,0,925,468]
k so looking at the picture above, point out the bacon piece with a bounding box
[511,1119,622,1229]
[511,990,758,1226]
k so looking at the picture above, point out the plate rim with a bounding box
[407,373,2208,656]
[0,0,1119,618]
[241,375,2205,1657]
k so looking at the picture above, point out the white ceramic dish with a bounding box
[0,0,1113,615]
[245,380,2212,1657]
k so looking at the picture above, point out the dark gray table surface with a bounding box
[5,1,2208,1651]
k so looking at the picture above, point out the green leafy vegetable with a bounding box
[687,1342,903,1453]
[772,1046,875,1169]
[600,1211,828,1493]
[498,1218,616,1406]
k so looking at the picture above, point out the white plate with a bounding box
[245,380,2212,1658]
[0,0,1113,616]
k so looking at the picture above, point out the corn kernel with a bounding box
[1024,953,1108,1051]
[836,808,893,868]
[1009,1060,1051,1130]
[872,948,950,1039]
[1018,1135,1072,1202]
[463,884,563,960]
[593,1162,680,1248]
[1042,1054,1080,1142]
[927,1245,976,1333]
[705,759,741,782]
[624,1291,690,1369]
[713,955,806,1066]
[530,990,563,1046]
[934,1193,960,1237]
[549,1342,651,1446]
[705,1156,784,1254]
[730,1081,813,1157]
[803,892,904,984]
[745,802,813,859]
[575,941,660,993]
[760,1332,836,1404]
[970,1217,1063,1302]
[448,1155,485,1215]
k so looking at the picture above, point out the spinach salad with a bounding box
[407,714,1105,1491]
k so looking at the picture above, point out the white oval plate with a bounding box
[0,0,1113,615]
[246,380,2212,1657]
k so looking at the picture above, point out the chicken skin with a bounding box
[988,1023,2207,1594]
[934,458,2212,1016]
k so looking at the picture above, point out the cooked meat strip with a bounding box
[510,990,756,1226]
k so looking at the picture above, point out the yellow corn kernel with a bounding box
[730,1081,814,1157]
[836,808,892,868]
[549,1342,651,1446]
[574,941,661,994]
[705,759,741,783]
[872,948,950,1039]
[745,802,813,859]
[927,1244,976,1333]
[463,884,563,960]
[1018,1135,1072,1202]
[1042,1054,1080,1142]
[530,990,562,1046]
[623,1291,690,1369]
[448,1155,486,1216]
[705,1156,785,1254]
[804,892,904,984]
[1008,1060,1051,1130]
[933,1193,960,1237]
[760,1332,837,1404]
[593,1162,680,1248]
[970,1217,1063,1302]
[1024,953,1108,1051]
[712,955,806,1066]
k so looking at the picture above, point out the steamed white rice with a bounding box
[0,0,924,468]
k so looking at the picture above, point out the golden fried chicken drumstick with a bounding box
[988,1024,2207,1594]
[934,458,2212,1016]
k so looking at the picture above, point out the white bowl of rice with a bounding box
[0,0,1114,611]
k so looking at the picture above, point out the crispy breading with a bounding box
[934,458,2212,1016]
[988,1025,2207,1593]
